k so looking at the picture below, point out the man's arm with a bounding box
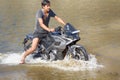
[38,18,54,32]
[54,16,66,26]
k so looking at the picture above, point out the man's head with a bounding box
[41,0,50,6]
[41,0,50,12]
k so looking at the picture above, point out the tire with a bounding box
[23,38,32,51]
[71,45,89,61]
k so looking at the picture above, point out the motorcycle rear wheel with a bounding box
[23,39,32,51]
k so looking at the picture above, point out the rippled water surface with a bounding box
[0,0,120,80]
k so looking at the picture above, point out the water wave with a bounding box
[0,52,104,71]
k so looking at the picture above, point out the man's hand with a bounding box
[49,28,55,32]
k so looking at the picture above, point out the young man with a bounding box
[20,0,66,64]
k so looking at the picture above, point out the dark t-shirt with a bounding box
[34,9,56,33]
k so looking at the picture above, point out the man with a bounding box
[20,0,66,64]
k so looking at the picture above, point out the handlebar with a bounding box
[55,26,62,32]
[51,23,80,35]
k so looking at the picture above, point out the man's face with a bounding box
[43,4,50,12]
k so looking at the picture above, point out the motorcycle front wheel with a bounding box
[71,45,89,61]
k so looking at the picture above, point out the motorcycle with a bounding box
[23,23,89,61]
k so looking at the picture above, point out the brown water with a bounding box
[0,0,120,80]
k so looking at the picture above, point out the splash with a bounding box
[30,54,104,71]
[0,52,104,71]
[0,52,21,65]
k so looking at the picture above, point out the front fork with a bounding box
[65,46,75,59]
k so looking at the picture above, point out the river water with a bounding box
[0,0,120,80]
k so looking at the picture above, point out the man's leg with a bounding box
[20,38,40,64]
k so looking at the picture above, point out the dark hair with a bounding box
[41,0,50,6]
